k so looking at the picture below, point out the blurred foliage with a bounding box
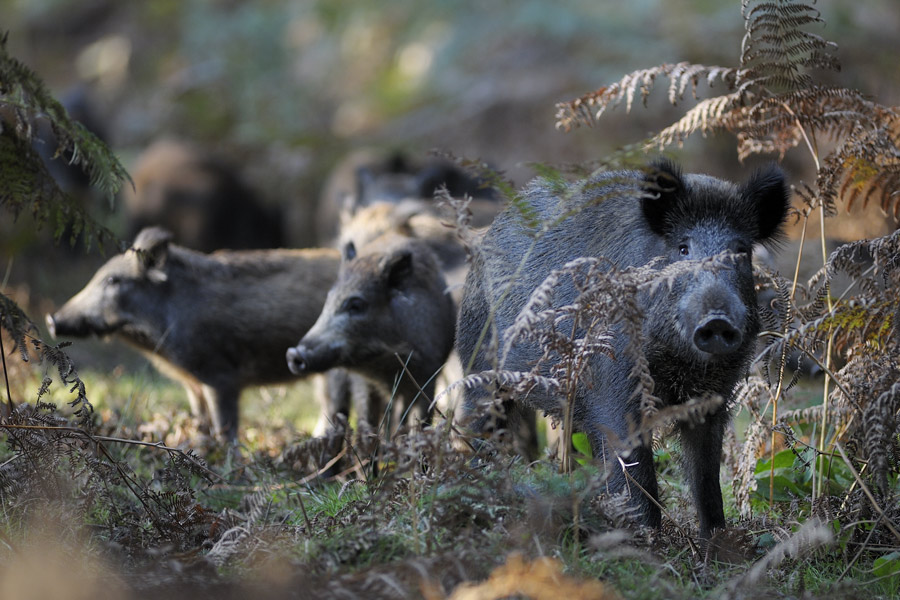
[1,0,897,254]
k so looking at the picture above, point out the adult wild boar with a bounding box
[286,235,456,432]
[47,227,340,440]
[457,160,790,538]
[125,139,283,252]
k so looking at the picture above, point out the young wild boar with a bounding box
[457,160,790,538]
[316,150,500,245]
[47,227,340,440]
[286,235,456,432]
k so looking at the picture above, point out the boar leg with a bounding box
[587,423,661,530]
[313,370,352,438]
[586,367,662,531]
[352,376,384,433]
[202,384,240,442]
[678,407,728,539]
[184,381,209,422]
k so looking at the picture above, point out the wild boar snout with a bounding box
[693,314,743,355]
[46,309,87,338]
[286,345,310,375]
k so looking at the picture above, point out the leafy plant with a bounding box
[1,32,131,419]
[0,33,129,252]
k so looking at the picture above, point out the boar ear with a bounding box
[641,159,684,237]
[382,249,414,289]
[132,227,172,271]
[742,164,791,244]
[343,240,357,262]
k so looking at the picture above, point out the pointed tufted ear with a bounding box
[641,159,686,237]
[380,248,414,289]
[741,164,791,244]
[131,227,172,275]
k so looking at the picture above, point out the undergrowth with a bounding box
[2,1,900,599]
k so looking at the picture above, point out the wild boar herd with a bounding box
[47,146,790,540]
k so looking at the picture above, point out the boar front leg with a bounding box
[313,370,353,437]
[184,381,208,421]
[202,384,240,442]
[678,407,728,539]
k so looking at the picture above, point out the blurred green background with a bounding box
[1,0,898,387]
[3,0,898,247]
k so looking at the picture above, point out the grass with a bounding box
[0,345,898,599]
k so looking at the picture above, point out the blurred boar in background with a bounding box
[125,139,283,252]
[337,200,470,302]
[286,234,456,433]
[315,149,500,245]
[457,160,790,539]
[47,227,340,440]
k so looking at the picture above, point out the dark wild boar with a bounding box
[457,160,790,538]
[47,227,340,440]
[286,235,456,431]
[125,139,283,252]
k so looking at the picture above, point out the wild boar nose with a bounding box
[45,314,57,339]
[286,346,309,375]
[693,316,743,355]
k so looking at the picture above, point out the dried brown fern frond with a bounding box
[732,376,775,515]
[862,381,900,495]
[555,1,858,174]
[555,62,739,133]
[720,519,833,598]
[556,0,899,240]
[825,105,900,216]
[0,292,36,362]
[830,347,900,497]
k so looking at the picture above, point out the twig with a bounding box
[0,319,14,420]
[837,513,883,583]
[395,353,478,453]
[616,453,698,553]
[295,490,314,532]
[834,441,900,544]
[0,423,225,483]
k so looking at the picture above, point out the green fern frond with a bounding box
[0,291,36,361]
[0,34,130,203]
[0,128,120,252]
[0,34,128,252]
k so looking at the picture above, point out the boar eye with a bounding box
[678,244,690,257]
[340,296,368,316]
